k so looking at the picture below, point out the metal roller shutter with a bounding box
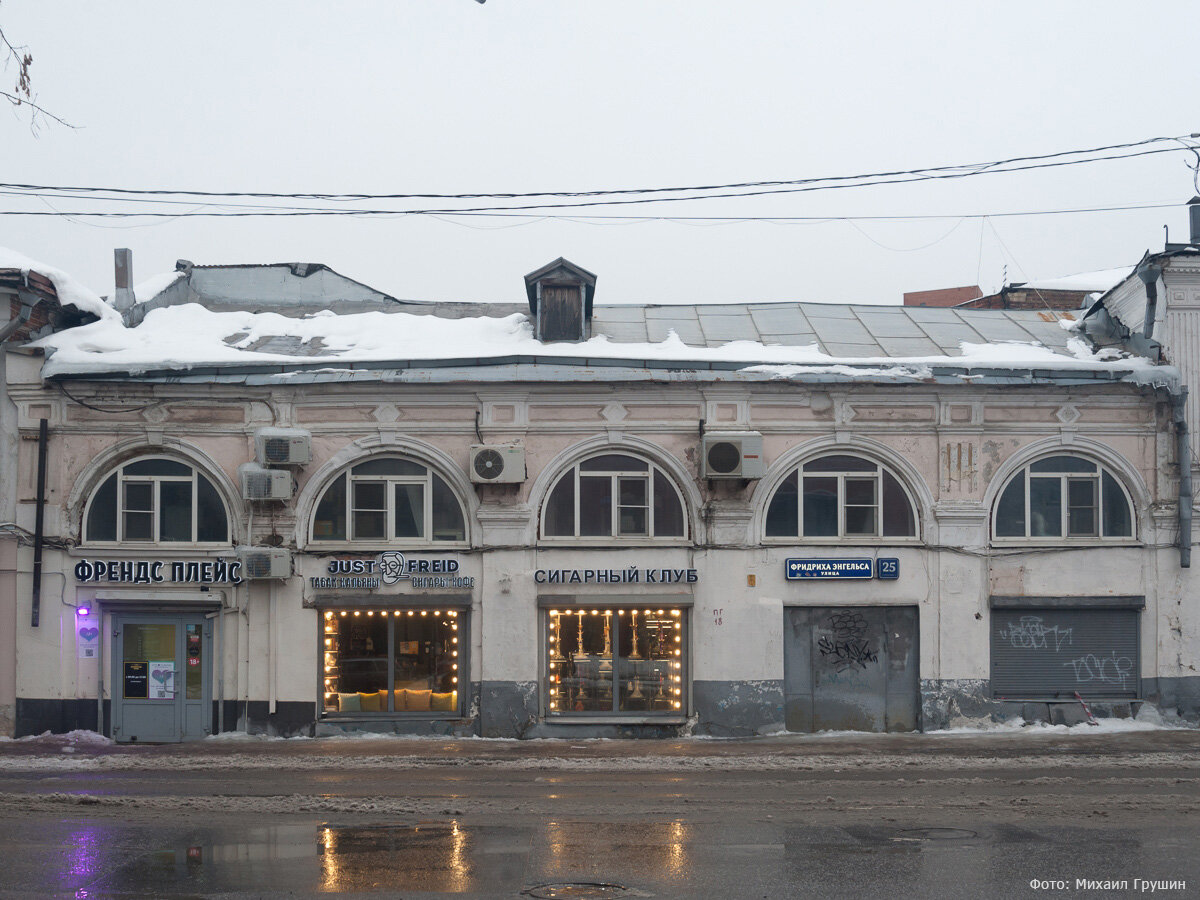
[990,608,1139,700]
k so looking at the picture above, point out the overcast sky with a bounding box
[3,1,1198,306]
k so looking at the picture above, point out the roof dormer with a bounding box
[523,257,597,343]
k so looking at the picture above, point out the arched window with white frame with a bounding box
[84,456,230,545]
[310,456,467,545]
[764,453,918,540]
[992,454,1134,541]
[541,452,688,541]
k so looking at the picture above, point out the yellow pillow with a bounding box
[358,691,383,712]
[431,691,457,712]
[405,689,432,711]
[392,689,408,712]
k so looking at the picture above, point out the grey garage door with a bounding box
[783,606,919,733]
[991,608,1139,701]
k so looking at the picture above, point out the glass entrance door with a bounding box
[112,613,211,743]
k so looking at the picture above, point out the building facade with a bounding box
[3,239,1199,741]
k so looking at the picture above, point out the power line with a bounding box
[0,200,1181,222]
[1,133,1194,203]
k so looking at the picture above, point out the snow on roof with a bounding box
[0,246,117,321]
[30,300,1170,387]
[1015,267,1133,293]
[131,270,185,304]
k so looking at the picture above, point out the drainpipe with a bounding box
[30,418,47,627]
[1172,388,1192,568]
[1138,261,1163,339]
[269,581,277,717]
[0,303,32,342]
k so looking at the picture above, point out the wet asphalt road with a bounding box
[0,729,1196,898]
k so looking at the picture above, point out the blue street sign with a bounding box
[876,557,900,580]
[785,558,873,580]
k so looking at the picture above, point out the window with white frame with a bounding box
[311,457,466,544]
[84,458,229,544]
[765,454,917,540]
[993,454,1133,540]
[542,453,687,540]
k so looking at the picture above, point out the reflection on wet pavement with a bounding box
[318,824,473,893]
[6,818,1197,898]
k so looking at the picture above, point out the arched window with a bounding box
[84,457,229,545]
[993,454,1133,540]
[765,454,917,540]
[311,457,466,544]
[541,453,687,540]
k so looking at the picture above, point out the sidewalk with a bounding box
[1,721,1197,768]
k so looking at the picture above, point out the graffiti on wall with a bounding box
[998,615,1074,652]
[1062,652,1134,689]
[818,611,879,672]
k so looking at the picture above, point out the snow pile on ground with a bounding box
[0,729,113,745]
[0,247,117,321]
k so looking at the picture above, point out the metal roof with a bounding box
[592,302,1077,356]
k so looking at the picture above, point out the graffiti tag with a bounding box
[819,612,878,671]
[1063,652,1134,689]
[999,616,1073,652]
[818,636,879,671]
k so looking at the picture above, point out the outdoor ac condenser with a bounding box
[236,547,292,579]
[253,427,312,466]
[239,463,294,501]
[701,432,765,479]
[469,444,527,484]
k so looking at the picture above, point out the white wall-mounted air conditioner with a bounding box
[236,546,292,579]
[469,444,526,484]
[254,427,311,466]
[239,463,293,501]
[702,432,764,479]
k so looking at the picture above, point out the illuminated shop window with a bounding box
[311,457,466,544]
[765,454,917,540]
[542,454,687,540]
[993,455,1134,541]
[322,609,462,715]
[84,457,229,545]
[545,607,686,716]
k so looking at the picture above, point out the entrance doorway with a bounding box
[783,606,919,733]
[112,613,212,742]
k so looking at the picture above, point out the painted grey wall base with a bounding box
[691,680,783,736]
[234,702,315,738]
[920,679,995,731]
[480,681,539,739]
[314,718,476,738]
[920,679,1157,729]
[15,698,102,738]
[1144,676,1200,719]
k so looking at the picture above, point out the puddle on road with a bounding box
[60,820,692,895]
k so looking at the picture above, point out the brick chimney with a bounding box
[112,248,135,312]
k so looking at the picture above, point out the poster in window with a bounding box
[149,660,176,699]
[123,661,148,699]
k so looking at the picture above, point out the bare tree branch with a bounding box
[1,88,75,129]
[1,9,75,132]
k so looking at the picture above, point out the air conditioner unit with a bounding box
[469,444,526,484]
[254,427,311,466]
[239,463,293,501]
[236,547,292,580]
[702,432,765,479]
